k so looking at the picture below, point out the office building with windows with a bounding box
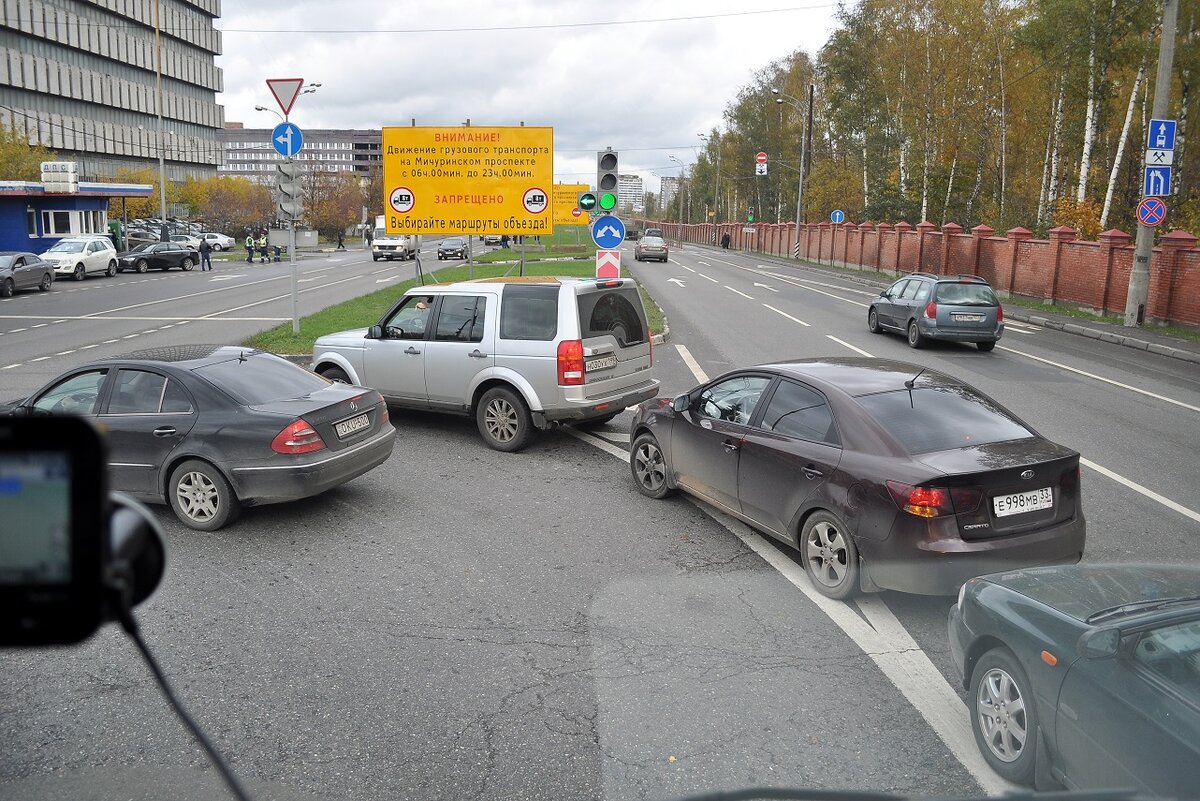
[217,125,382,183]
[618,173,644,214]
[0,0,224,181]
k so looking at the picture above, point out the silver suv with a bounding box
[312,277,660,451]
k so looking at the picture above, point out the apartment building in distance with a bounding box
[217,124,382,183]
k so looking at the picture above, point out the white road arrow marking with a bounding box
[668,278,686,287]
[753,282,778,292]
[376,275,400,283]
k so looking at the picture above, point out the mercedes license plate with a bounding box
[993,487,1053,517]
[334,413,370,440]
[586,354,618,372]
[953,313,985,322]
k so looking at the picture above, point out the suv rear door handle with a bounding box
[469,349,488,358]
[153,426,177,437]
[404,346,421,355]
[802,465,823,479]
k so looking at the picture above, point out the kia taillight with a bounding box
[558,340,584,385]
[886,480,979,518]
[923,301,937,319]
[271,419,326,454]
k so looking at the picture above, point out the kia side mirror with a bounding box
[671,394,691,413]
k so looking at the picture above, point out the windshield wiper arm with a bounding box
[1086,595,1200,624]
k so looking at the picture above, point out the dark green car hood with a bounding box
[983,563,1200,621]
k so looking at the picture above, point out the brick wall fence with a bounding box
[644,219,1200,327]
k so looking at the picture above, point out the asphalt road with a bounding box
[1,237,1197,801]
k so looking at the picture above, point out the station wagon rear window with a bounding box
[935,283,999,306]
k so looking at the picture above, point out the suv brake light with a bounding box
[997,304,1004,322]
[271,419,326,454]
[557,340,584,385]
[923,301,937,320]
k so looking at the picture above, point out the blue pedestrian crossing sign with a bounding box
[591,215,625,249]
[830,209,846,224]
[272,122,304,157]
[1144,166,1172,198]
[1148,119,1177,151]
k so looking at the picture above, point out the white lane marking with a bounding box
[2,363,21,369]
[569,416,1010,794]
[697,261,711,267]
[697,273,719,283]
[1002,327,1036,335]
[31,323,47,328]
[11,328,26,333]
[103,339,120,344]
[753,271,870,307]
[29,356,50,362]
[997,345,1200,414]
[52,320,65,324]
[592,430,630,444]
[53,350,75,356]
[682,265,696,273]
[208,276,242,282]
[725,286,755,300]
[80,344,99,350]
[675,343,709,383]
[122,334,139,339]
[1081,457,1200,525]
[298,275,328,283]
[668,278,686,288]
[0,315,290,322]
[763,304,811,327]
[827,335,874,357]
[753,282,778,293]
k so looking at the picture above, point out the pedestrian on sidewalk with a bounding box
[199,238,213,271]
[336,230,345,250]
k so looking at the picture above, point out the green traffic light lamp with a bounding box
[599,192,617,211]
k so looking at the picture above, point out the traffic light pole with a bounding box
[288,157,299,334]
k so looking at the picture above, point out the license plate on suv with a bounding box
[586,354,618,372]
[993,487,1053,517]
[952,313,985,322]
[334,413,370,440]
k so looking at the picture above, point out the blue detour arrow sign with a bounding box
[591,215,626,249]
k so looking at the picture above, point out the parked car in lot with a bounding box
[0,251,54,296]
[633,235,669,262]
[312,277,659,452]
[199,232,236,251]
[437,237,468,260]
[949,563,1200,794]
[39,236,119,281]
[1,346,395,531]
[117,242,197,273]
[629,357,1085,597]
[170,234,202,251]
[868,273,1004,351]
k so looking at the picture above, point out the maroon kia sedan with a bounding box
[629,357,1085,598]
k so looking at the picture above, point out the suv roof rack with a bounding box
[953,274,989,283]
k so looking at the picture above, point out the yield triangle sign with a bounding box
[266,78,304,116]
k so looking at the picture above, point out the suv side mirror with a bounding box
[671,393,691,413]
[367,325,383,339]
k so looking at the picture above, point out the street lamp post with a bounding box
[668,155,686,229]
[698,133,721,244]
[774,86,813,257]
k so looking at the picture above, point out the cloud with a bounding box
[216,1,838,193]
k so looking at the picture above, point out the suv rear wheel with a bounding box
[476,387,534,452]
[978,341,997,352]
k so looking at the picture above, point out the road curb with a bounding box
[691,244,1200,365]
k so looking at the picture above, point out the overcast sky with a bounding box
[215,2,840,193]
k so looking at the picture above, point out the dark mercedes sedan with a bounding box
[3,346,395,531]
[116,242,196,273]
[949,564,1200,795]
[629,358,1085,597]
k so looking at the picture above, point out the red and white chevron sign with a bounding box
[596,249,620,278]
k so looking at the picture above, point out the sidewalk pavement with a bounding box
[678,241,1200,366]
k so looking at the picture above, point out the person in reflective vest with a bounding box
[245,234,254,263]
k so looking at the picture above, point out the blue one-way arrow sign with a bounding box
[1144,166,1172,198]
[1148,118,1177,151]
[272,122,304,157]
[591,215,626,249]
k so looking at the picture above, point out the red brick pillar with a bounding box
[818,222,831,263]
[970,225,994,278]
[1151,230,1199,323]
[894,221,912,273]
[915,221,935,273]
[858,222,874,271]
[940,222,962,275]
[1046,225,1077,304]
[875,222,892,272]
[841,221,856,266]
[1003,227,1033,296]
[1097,229,1132,313]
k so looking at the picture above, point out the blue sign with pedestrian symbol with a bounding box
[1148,119,1177,151]
[830,209,845,224]
[591,215,626,249]
[272,122,304,157]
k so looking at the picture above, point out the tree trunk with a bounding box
[1046,80,1066,224]
[862,144,870,210]
[1076,24,1099,202]
[997,29,1008,222]
[1100,61,1145,228]
[942,152,958,224]
[966,141,986,228]
[920,33,932,221]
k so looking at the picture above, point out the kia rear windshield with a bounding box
[577,287,647,347]
[855,386,1034,454]
[195,353,328,405]
[935,283,999,306]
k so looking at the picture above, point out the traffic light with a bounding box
[577,191,598,213]
[597,148,618,213]
[747,206,754,222]
[276,159,303,219]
